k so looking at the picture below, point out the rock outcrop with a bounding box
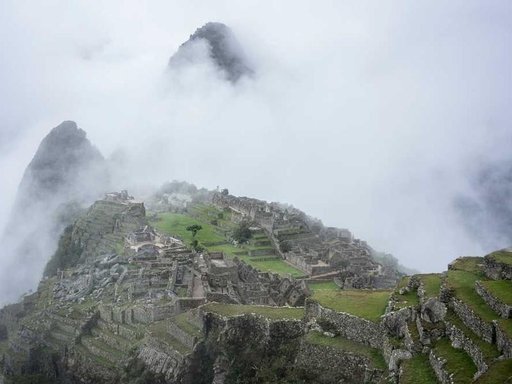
[0,121,108,305]
[169,22,252,82]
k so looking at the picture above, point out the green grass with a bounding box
[174,313,202,338]
[306,331,387,370]
[307,281,339,291]
[487,250,512,265]
[151,212,224,245]
[175,286,188,297]
[311,289,392,322]
[444,310,500,361]
[475,359,512,383]
[480,280,512,305]
[434,338,477,384]
[209,243,306,277]
[446,270,496,322]
[397,276,410,290]
[394,289,419,309]
[203,303,305,320]
[152,210,306,278]
[147,320,190,354]
[418,273,442,298]
[399,354,438,384]
[450,257,485,274]
[497,319,512,341]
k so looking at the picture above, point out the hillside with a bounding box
[0,188,511,383]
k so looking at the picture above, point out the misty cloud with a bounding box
[0,1,511,303]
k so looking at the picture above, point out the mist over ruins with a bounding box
[0,2,511,384]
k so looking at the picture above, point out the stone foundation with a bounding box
[305,300,384,349]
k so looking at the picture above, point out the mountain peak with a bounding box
[169,22,253,82]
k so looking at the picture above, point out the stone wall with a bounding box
[295,341,385,383]
[429,349,453,384]
[484,256,512,280]
[493,320,512,358]
[451,298,494,343]
[445,320,488,375]
[168,322,198,350]
[305,300,384,349]
[475,281,512,318]
[382,306,415,338]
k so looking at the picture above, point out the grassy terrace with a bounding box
[475,359,512,383]
[174,313,202,338]
[450,256,485,274]
[397,276,410,289]
[487,250,512,265]
[306,331,386,370]
[434,338,477,384]
[447,255,512,338]
[203,303,305,320]
[418,273,442,298]
[307,280,339,291]
[394,289,419,309]
[147,320,190,354]
[399,354,437,384]
[444,310,500,361]
[311,289,391,322]
[446,270,496,322]
[480,280,512,305]
[150,207,306,278]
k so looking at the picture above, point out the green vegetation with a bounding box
[307,280,339,291]
[434,338,477,384]
[203,303,305,320]
[174,313,202,338]
[397,276,410,289]
[450,257,485,274]
[152,213,216,244]
[186,224,202,237]
[147,320,190,354]
[151,208,306,278]
[446,270,496,322]
[394,289,419,309]
[418,273,442,298]
[475,359,512,383]
[44,225,83,276]
[399,354,438,384]
[232,221,252,244]
[444,310,500,361]
[306,331,386,370]
[311,289,391,322]
[480,280,512,305]
[487,250,512,265]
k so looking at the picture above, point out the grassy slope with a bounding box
[434,338,477,384]
[399,354,438,384]
[444,310,500,361]
[418,273,442,298]
[311,289,391,322]
[307,281,339,291]
[480,280,512,305]
[487,250,512,265]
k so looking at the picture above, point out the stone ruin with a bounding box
[212,192,399,288]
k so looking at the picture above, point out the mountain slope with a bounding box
[0,121,108,305]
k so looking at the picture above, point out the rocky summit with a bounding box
[169,22,253,82]
[0,121,109,306]
[1,179,512,383]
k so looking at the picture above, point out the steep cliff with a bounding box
[0,121,109,305]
